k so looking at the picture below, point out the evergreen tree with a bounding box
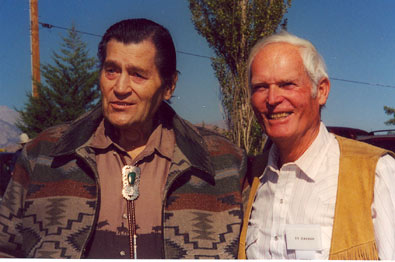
[189,0,291,154]
[17,25,100,138]
[384,106,395,125]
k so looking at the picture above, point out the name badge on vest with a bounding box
[285,224,322,259]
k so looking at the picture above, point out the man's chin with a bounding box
[106,117,134,129]
[265,128,294,142]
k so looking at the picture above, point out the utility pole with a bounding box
[30,0,40,98]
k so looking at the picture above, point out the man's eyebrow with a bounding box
[251,83,269,90]
[251,81,268,87]
[103,60,120,68]
[278,79,296,84]
[103,60,152,75]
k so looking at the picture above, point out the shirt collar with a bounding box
[295,122,333,179]
[263,122,333,180]
[88,117,175,161]
[88,119,113,150]
[142,122,174,160]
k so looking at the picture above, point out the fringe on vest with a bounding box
[329,241,378,260]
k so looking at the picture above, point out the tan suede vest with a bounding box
[238,136,394,260]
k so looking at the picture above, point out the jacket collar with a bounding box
[51,102,215,177]
[52,104,103,156]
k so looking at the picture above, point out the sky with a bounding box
[0,0,394,132]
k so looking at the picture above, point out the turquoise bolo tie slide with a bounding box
[122,165,141,200]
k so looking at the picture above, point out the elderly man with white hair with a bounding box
[238,31,395,260]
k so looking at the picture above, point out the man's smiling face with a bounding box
[250,42,323,147]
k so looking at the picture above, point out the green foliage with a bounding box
[16,25,100,138]
[189,0,291,154]
[384,106,395,125]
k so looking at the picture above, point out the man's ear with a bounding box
[317,77,330,106]
[164,73,178,101]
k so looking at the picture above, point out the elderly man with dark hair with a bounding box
[0,19,246,259]
[238,31,395,260]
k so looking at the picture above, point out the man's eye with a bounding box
[131,72,147,80]
[104,68,114,74]
[106,68,116,74]
[251,84,268,92]
[104,68,119,79]
[279,82,295,88]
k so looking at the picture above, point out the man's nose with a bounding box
[114,72,132,95]
[267,85,283,105]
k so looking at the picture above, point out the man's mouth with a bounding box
[110,101,135,109]
[111,101,133,106]
[267,112,292,120]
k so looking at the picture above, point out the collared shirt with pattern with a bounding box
[85,119,175,259]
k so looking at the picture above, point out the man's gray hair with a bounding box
[247,31,328,97]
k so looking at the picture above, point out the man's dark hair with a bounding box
[98,18,177,87]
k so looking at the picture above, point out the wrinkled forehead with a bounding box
[251,43,307,82]
[253,42,303,65]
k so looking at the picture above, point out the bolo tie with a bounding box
[119,154,141,259]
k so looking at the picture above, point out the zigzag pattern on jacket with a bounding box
[22,202,93,236]
[0,103,246,258]
[164,211,241,258]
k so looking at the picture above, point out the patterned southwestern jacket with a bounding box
[0,103,247,259]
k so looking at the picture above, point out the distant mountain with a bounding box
[0,106,21,151]
[0,106,19,125]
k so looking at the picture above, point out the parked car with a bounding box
[0,152,17,197]
[327,126,370,139]
[357,130,395,152]
[327,126,395,152]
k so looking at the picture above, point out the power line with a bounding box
[39,21,395,90]
[176,50,211,59]
[39,21,211,59]
[39,22,102,38]
[330,77,395,89]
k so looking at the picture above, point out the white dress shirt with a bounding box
[246,122,395,259]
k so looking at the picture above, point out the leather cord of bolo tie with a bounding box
[119,153,137,259]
